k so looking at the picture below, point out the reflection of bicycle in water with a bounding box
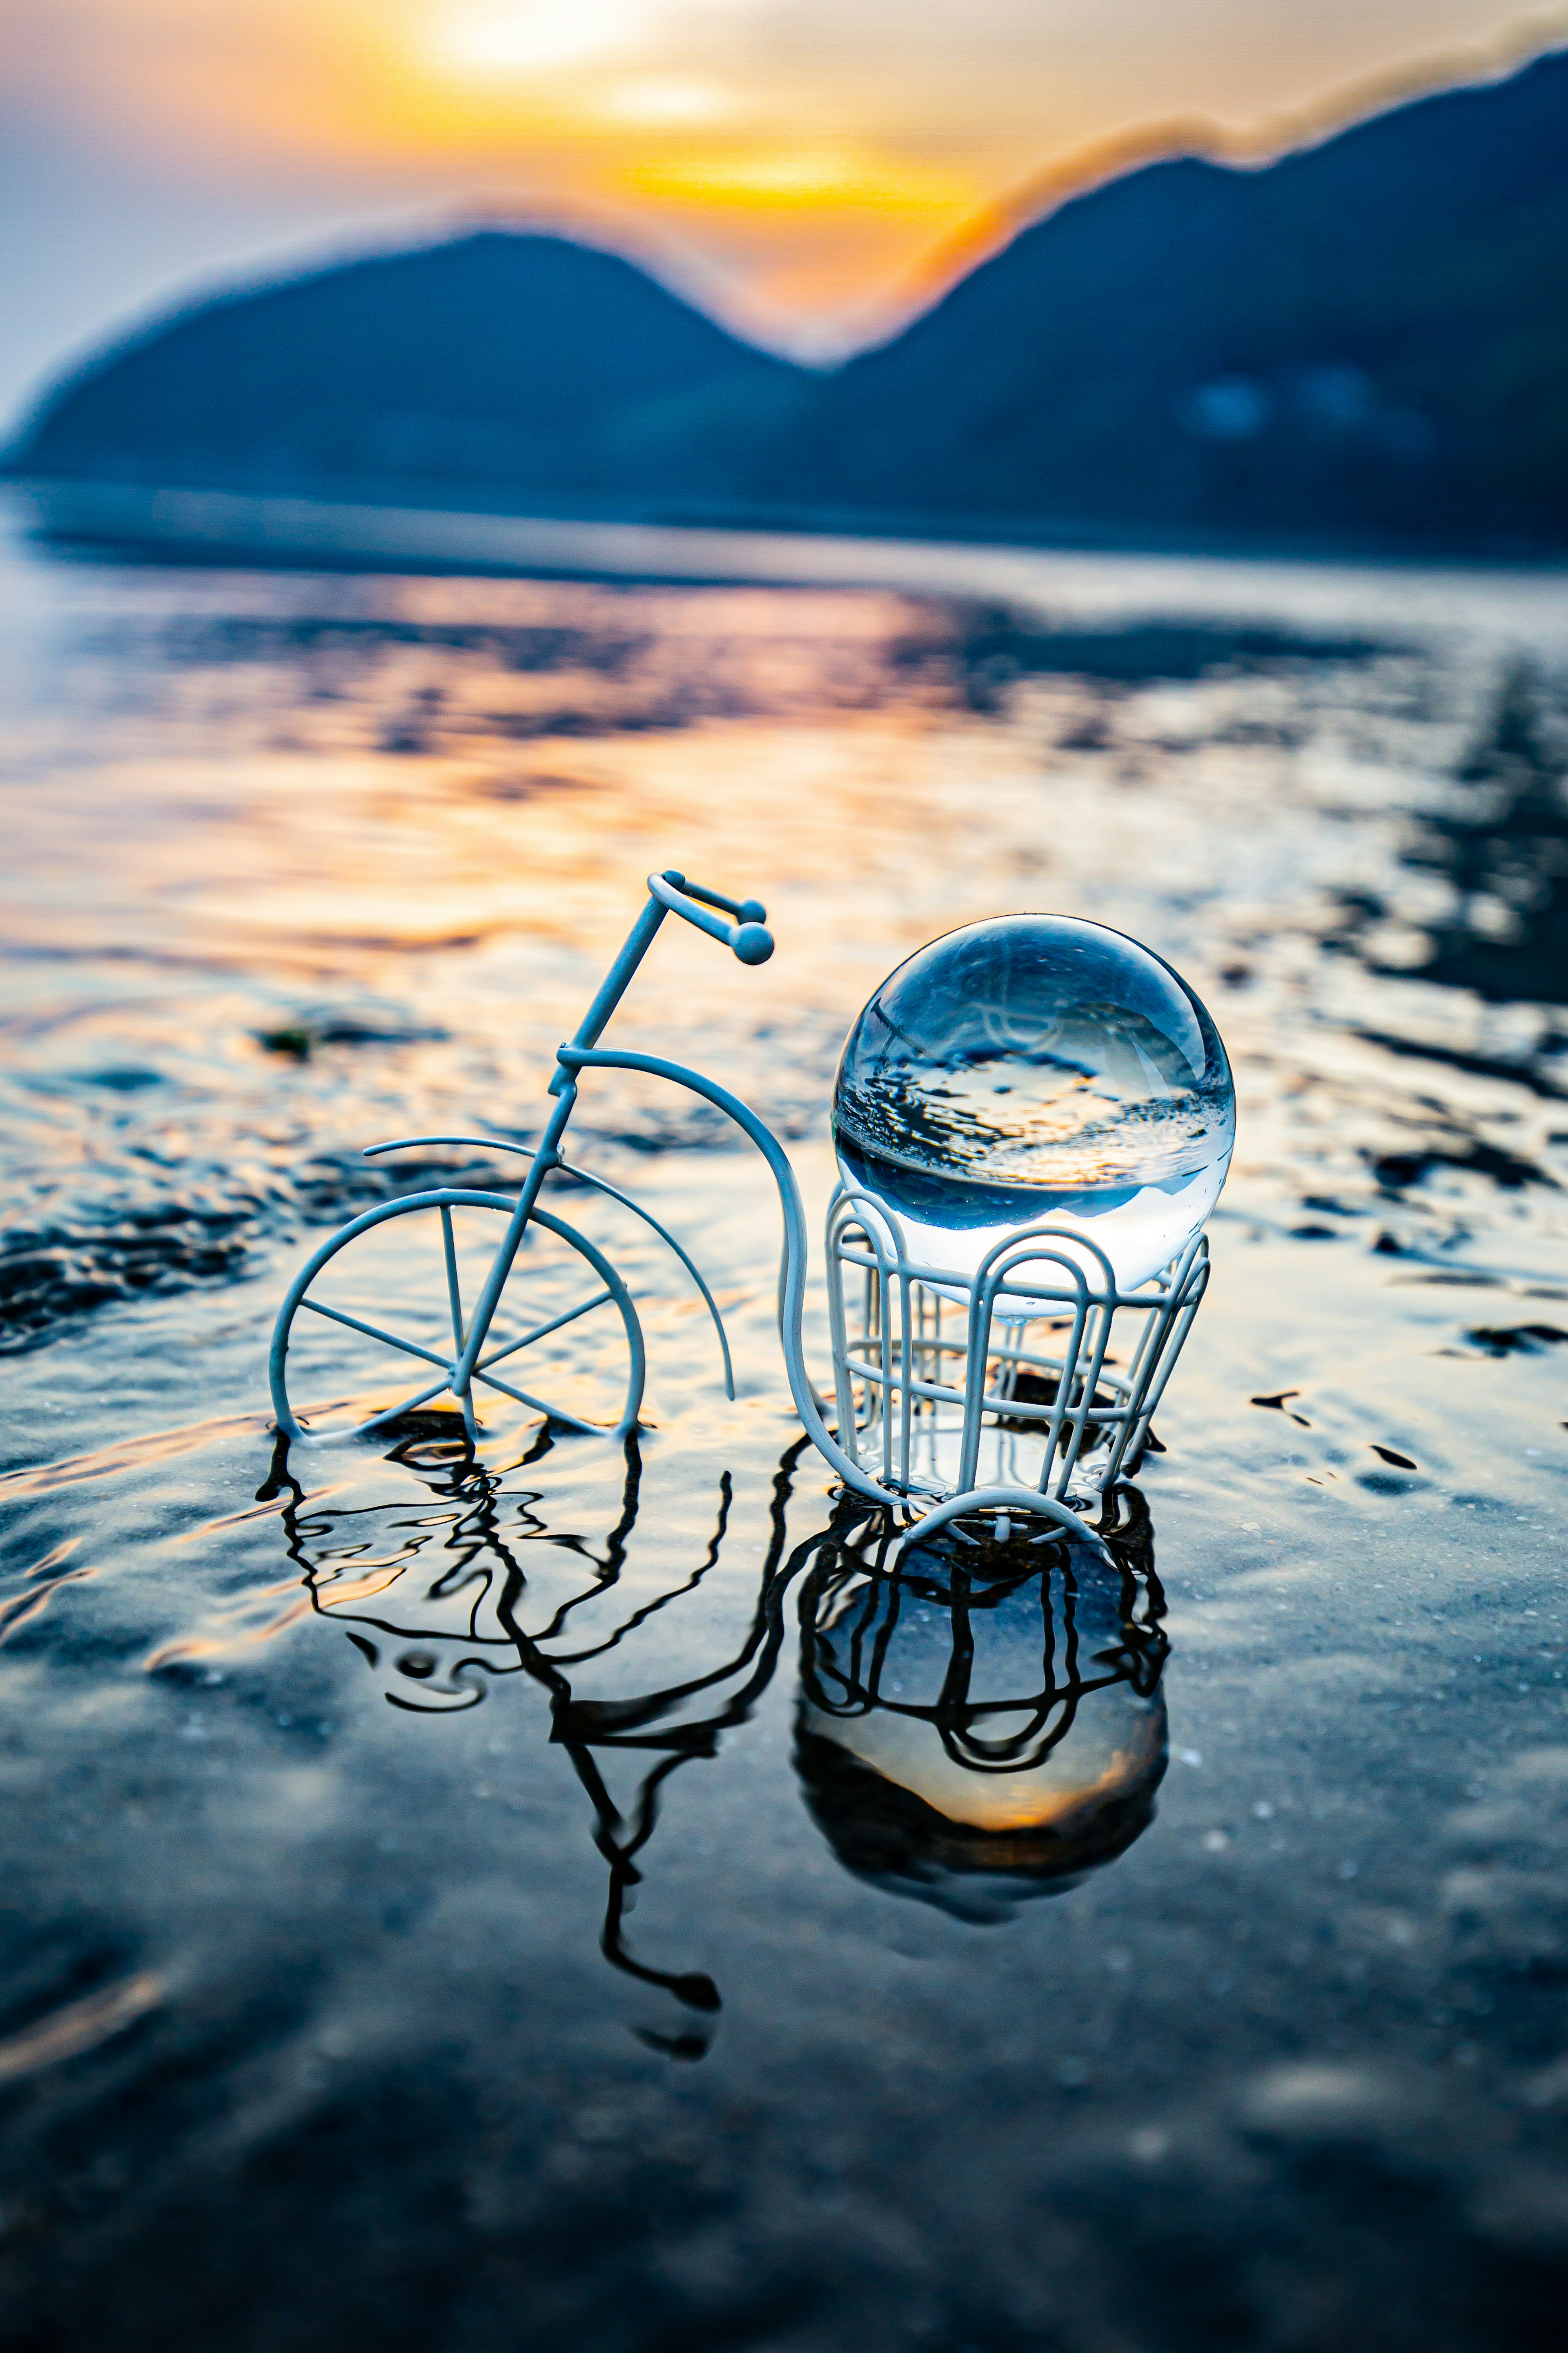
[263,1423,813,2058]
[268,1426,1169,2052]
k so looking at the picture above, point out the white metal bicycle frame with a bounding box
[270,871,1214,1558]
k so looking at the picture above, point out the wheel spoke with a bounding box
[471,1363,601,1434]
[299,1297,451,1371]
[440,1204,466,1354]
[476,1289,613,1372]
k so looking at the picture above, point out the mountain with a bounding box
[9,48,1568,553]
[760,46,1568,550]
[10,230,811,513]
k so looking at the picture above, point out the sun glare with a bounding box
[428,0,648,78]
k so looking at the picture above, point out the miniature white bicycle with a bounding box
[270,870,1203,1552]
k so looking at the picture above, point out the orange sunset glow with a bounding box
[2,0,1563,400]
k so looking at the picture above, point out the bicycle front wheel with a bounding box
[269,1189,645,1447]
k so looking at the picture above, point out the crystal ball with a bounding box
[832,914,1234,1300]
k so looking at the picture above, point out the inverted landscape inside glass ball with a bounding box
[832,914,1235,1299]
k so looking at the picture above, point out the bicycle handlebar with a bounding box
[651,871,773,965]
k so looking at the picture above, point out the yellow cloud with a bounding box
[621,143,980,218]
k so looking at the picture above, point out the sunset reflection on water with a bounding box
[1,520,1566,2346]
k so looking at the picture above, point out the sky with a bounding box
[2,1,1564,426]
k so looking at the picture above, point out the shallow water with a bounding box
[2,514,1567,2349]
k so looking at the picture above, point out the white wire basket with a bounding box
[824,1185,1209,1537]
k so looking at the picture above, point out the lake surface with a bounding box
[1,509,1566,2350]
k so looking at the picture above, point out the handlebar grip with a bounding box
[651,871,774,964]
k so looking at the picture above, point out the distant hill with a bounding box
[8,47,1568,554]
[10,230,811,513]
[760,46,1568,550]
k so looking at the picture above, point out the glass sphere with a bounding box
[833,914,1234,1298]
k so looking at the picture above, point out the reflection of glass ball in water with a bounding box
[833,914,1235,1298]
[795,1545,1167,1920]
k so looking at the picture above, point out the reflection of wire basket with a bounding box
[825,1186,1209,1535]
[800,1502,1167,1769]
[793,1487,1169,1917]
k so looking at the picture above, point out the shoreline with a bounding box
[10,471,1568,575]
